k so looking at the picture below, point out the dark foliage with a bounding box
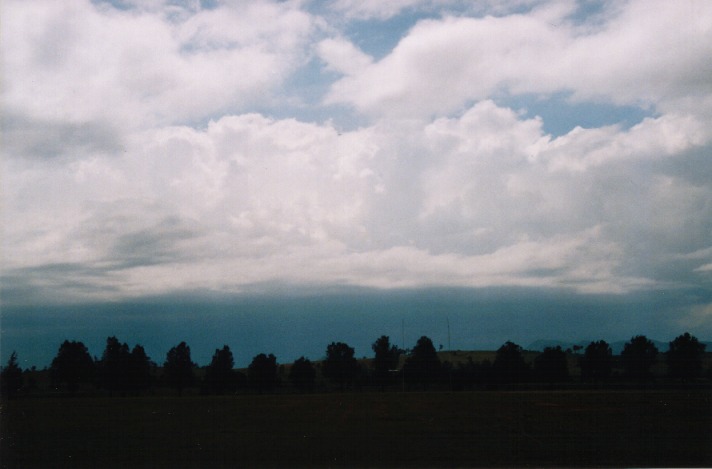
[248,353,278,393]
[667,332,706,382]
[323,342,360,390]
[98,337,152,395]
[203,345,239,394]
[621,335,659,382]
[50,340,95,393]
[534,346,569,385]
[492,341,529,385]
[403,336,441,388]
[1,351,24,398]
[128,345,153,393]
[372,335,401,389]
[451,358,493,390]
[579,340,613,383]
[289,356,316,392]
[98,336,131,394]
[164,342,196,395]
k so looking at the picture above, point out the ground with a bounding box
[2,390,710,468]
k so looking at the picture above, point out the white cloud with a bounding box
[5,95,711,301]
[542,113,711,172]
[2,0,712,304]
[324,0,712,118]
[2,0,314,129]
[316,37,373,75]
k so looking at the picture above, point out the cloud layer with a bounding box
[2,0,712,328]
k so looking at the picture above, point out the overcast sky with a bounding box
[2,0,712,365]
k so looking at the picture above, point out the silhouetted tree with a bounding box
[621,335,658,382]
[453,358,494,389]
[289,356,316,393]
[204,345,238,394]
[50,340,95,393]
[579,340,612,383]
[248,353,278,394]
[451,359,473,391]
[127,344,153,393]
[534,346,569,386]
[492,341,529,386]
[98,336,131,395]
[164,342,195,395]
[372,335,401,390]
[403,336,441,389]
[1,352,24,398]
[667,332,706,382]
[323,342,359,391]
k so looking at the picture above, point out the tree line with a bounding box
[1,332,709,398]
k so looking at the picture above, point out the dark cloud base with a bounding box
[2,286,710,369]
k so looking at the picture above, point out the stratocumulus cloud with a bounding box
[1,0,711,340]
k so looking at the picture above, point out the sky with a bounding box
[2,0,712,368]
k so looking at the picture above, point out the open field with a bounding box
[2,390,711,468]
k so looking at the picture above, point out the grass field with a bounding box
[2,390,711,468]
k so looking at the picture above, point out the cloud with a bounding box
[2,112,123,160]
[2,0,711,307]
[4,95,711,303]
[317,37,373,75]
[1,0,315,129]
[324,0,712,118]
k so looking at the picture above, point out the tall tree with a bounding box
[323,342,359,391]
[98,336,131,395]
[127,344,153,393]
[289,356,316,393]
[248,353,278,394]
[372,335,401,390]
[403,336,441,389]
[204,345,238,394]
[492,341,529,385]
[621,335,659,382]
[534,346,569,385]
[1,351,24,398]
[50,340,95,393]
[579,340,612,383]
[164,342,195,395]
[667,332,706,382]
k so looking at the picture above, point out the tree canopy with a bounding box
[667,332,706,382]
[1,351,24,398]
[248,353,278,394]
[403,336,441,388]
[204,345,239,394]
[98,336,131,394]
[50,340,95,393]
[492,341,529,385]
[579,340,612,383]
[621,335,659,382]
[372,335,401,389]
[534,346,569,385]
[289,356,316,393]
[164,341,196,395]
[323,342,360,391]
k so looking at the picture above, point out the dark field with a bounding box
[2,390,711,468]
